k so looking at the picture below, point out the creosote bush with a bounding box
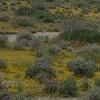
[68,58,97,77]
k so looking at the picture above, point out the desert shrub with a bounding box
[13,32,33,50]
[58,77,78,97]
[48,44,62,55]
[31,36,41,51]
[77,44,100,63]
[13,41,26,50]
[59,17,99,42]
[0,59,7,70]
[0,35,8,48]
[15,7,33,16]
[14,17,33,26]
[89,87,100,100]
[42,14,55,23]
[43,80,59,94]
[68,58,97,77]
[25,57,55,81]
[33,11,55,23]
[95,78,100,87]
[16,32,32,41]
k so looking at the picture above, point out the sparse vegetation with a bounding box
[0,0,100,99]
[68,58,97,77]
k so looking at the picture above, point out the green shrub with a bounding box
[68,58,97,77]
[15,7,33,16]
[58,77,78,97]
[42,14,55,23]
[33,12,55,23]
[89,87,100,100]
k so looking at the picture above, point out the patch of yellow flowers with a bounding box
[49,6,82,17]
[49,6,100,20]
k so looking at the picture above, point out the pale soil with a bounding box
[0,32,60,43]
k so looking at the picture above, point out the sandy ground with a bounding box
[0,32,60,43]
